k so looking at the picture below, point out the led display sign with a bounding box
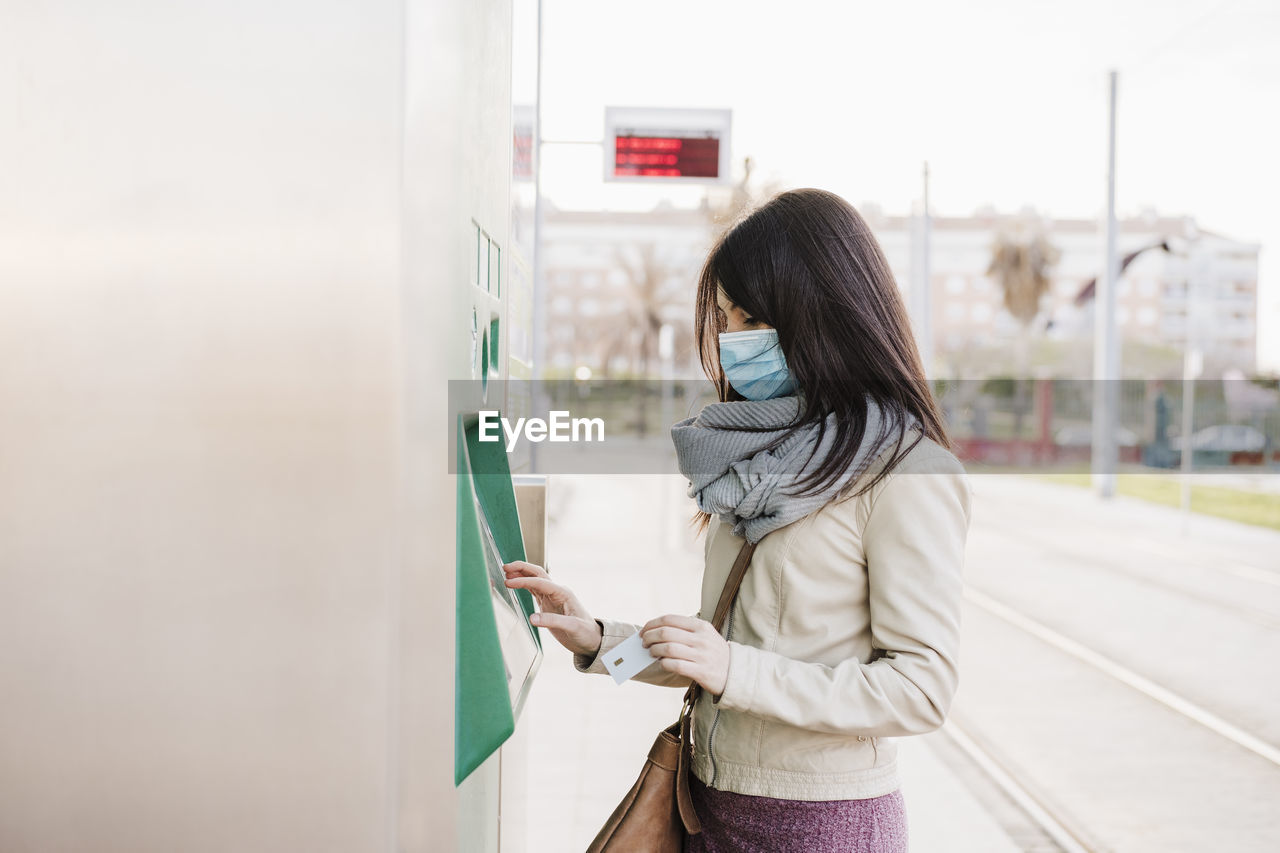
[604,107,731,184]
[612,134,721,179]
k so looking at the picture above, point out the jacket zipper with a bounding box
[707,602,735,787]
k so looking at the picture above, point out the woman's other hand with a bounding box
[503,561,603,658]
[640,615,730,696]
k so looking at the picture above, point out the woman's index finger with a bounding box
[503,575,561,597]
[502,560,548,578]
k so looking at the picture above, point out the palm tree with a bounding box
[988,225,1061,328]
[987,222,1061,436]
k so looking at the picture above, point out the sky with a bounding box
[531,0,1280,372]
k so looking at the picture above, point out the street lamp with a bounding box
[1073,236,1174,497]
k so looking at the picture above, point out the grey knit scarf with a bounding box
[670,394,916,544]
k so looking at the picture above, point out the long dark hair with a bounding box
[693,188,950,529]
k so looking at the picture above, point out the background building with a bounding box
[541,203,718,377]
[541,200,1261,378]
[871,207,1261,377]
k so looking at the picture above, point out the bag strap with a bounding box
[708,539,758,635]
[681,538,758,708]
[675,537,757,835]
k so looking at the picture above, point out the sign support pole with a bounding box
[1093,70,1120,499]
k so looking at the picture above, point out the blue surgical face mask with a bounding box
[718,328,797,400]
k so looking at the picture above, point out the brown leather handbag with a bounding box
[586,539,758,853]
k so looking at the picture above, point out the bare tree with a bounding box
[703,156,784,241]
[613,242,672,379]
[609,242,680,435]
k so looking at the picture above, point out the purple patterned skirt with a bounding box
[684,773,908,853]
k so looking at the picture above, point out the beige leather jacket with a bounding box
[576,433,973,801]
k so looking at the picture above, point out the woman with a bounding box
[504,188,972,852]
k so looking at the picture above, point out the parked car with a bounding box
[1053,424,1141,447]
[1171,424,1267,452]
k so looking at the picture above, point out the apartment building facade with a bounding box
[541,201,1260,378]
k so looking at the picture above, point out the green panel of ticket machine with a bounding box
[455,413,543,784]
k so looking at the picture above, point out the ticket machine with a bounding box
[455,415,543,785]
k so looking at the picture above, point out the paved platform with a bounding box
[512,474,1019,853]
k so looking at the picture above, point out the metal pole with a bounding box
[659,323,675,552]
[920,161,933,379]
[1180,347,1196,522]
[1093,70,1120,498]
[529,0,547,471]
[1180,245,1205,528]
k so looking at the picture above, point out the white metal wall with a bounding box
[0,0,515,850]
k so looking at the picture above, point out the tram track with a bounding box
[964,585,1280,769]
[946,477,1280,850]
[934,716,1103,853]
[941,583,1280,850]
[980,521,1280,633]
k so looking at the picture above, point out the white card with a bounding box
[602,631,658,685]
